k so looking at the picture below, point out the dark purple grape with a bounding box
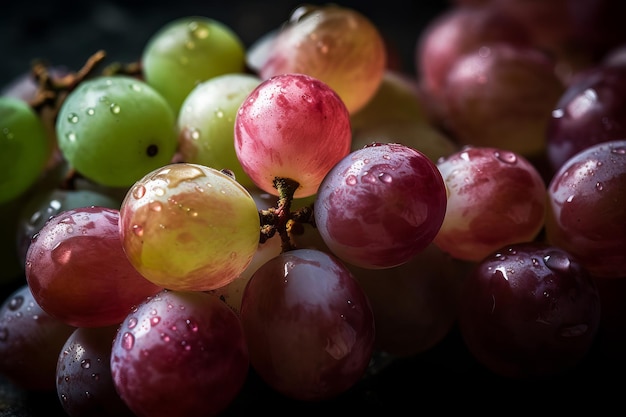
[110,289,249,417]
[458,242,601,378]
[56,325,134,417]
[0,284,75,391]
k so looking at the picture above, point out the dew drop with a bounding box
[110,103,121,114]
[121,332,135,350]
[132,224,143,237]
[362,173,377,184]
[188,21,209,39]
[596,181,604,191]
[346,175,357,185]
[611,146,626,155]
[86,107,95,116]
[543,251,571,272]
[189,128,200,140]
[8,295,24,311]
[494,150,517,164]
[132,185,146,199]
[566,195,575,203]
[150,316,161,326]
[378,172,393,183]
[149,201,162,212]
[66,132,77,142]
[81,359,91,369]
[127,317,138,329]
[67,113,79,124]
[130,83,142,92]
[161,333,171,342]
[215,109,224,118]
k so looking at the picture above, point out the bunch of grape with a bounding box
[1,1,626,415]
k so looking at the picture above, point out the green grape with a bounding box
[142,16,246,115]
[0,97,50,204]
[177,73,261,189]
[56,75,177,188]
[119,163,261,291]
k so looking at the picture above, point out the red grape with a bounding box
[240,248,375,401]
[110,289,249,417]
[314,142,447,269]
[234,73,351,198]
[458,242,601,378]
[545,140,626,278]
[25,206,163,327]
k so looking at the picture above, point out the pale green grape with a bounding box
[119,163,261,291]
[0,97,51,204]
[142,16,246,115]
[177,73,261,189]
[56,75,177,188]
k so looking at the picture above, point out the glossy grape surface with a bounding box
[25,206,163,327]
[545,140,626,278]
[0,284,75,391]
[142,16,246,114]
[119,163,260,291]
[56,76,177,187]
[315,142,447,269]
[260,4,386,114]
[110,289,249,417]
[177,73,261,188]
[435,146,547,262]
[458,242,601,378]
[57,325,134,417]
[234,73,352,198]
[0,96,51,203]
[240,248,375,401]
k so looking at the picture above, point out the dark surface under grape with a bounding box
[2,0,625,415]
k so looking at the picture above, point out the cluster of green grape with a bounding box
[1,1,626,416]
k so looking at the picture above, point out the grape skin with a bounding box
[240,248,375,401]
[110,289,249,417]
[314,142,447,269]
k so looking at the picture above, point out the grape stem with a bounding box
[259,177,315,253]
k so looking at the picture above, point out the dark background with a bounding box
[0,0,452,88]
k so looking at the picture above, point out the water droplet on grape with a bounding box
[66,132,77,142]
[494,150,517,164]
[611,146,626,155]
[132,224,144,237]
[130,83,142,92]
[8,295,24,311]
[346,175,357,185]
[127,317,138,329]
[566,195,575,203]
[215,109,224,118]
[596,182,604,191]
[150,316,161,326]
[81,359,91,369]
[378,172,392,183]
[543,251,571,272]
[121,332,135,350]
[552,108,564,118]
[85,107,95,116]
[185,40,195,50]
[188,21,210,39]
[110,103,121,114]
[186,319,199,332]
[161,333,171,342]
[67,113,79,123]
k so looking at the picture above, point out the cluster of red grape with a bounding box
[1,1,626,415]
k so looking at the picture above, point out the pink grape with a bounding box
[458,242,601,378]
[434,146,547,262]
[545,140,626,278]
[25,206,163,327]
[314,142,447,269]
[234,73,352,198]
[240,248,375,401]
[110,289,249,417]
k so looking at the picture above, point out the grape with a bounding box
[545,140,626,278]
[314,142,447,269]
[234,73,352,198]
[0,284,75,391]
[441,44,565,157]
[0,96,52,204]
[416,5,532,112]
[142,16,246,115]
[25,206,163,327]
[458,242,601,378]
[259,4,387,114]
[177,73,261,189]
[434,146,547,262]
[240,248,375,401]
[56,325,134,417]
[546,64,626,174]
[118,163,260,291]
[16,188,121,266]
[110,289,249,417]
[56,75,177,188]
[348,243,468,357]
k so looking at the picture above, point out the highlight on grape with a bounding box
[1,0,626,415]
